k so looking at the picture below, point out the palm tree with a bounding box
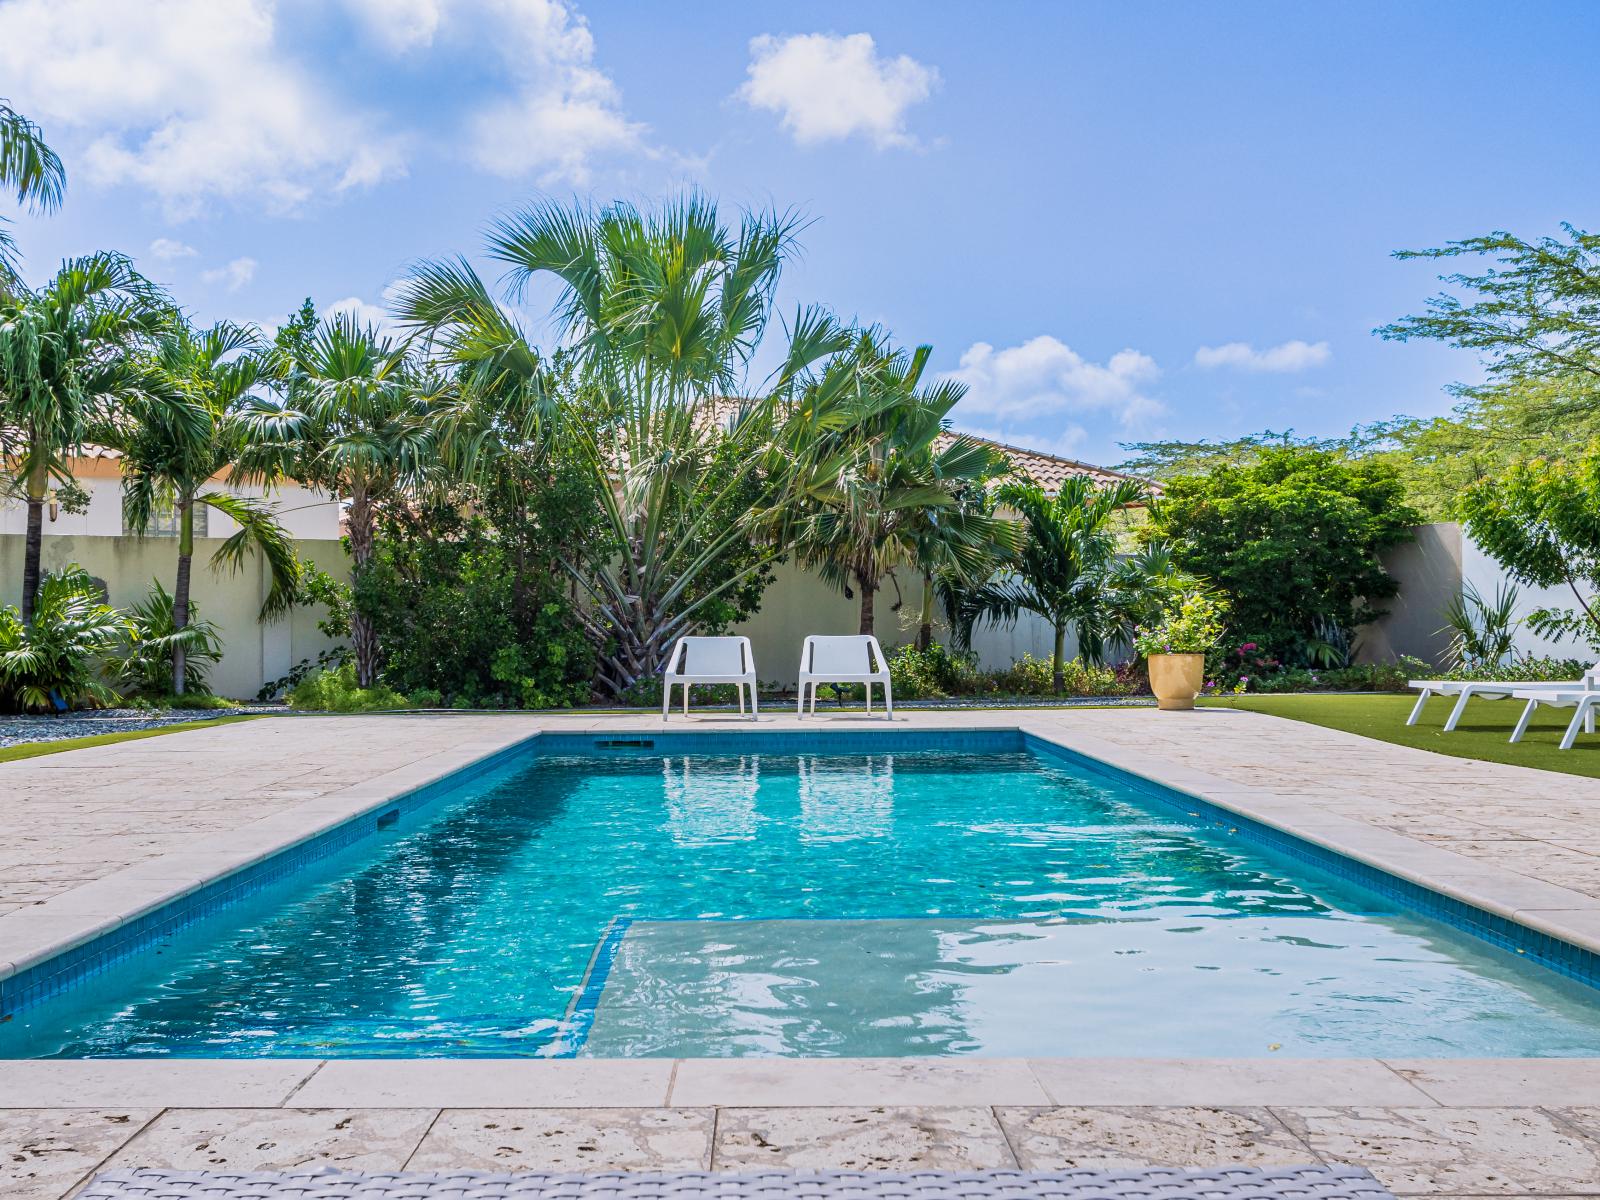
[241,313,435,686]
[119,319,300,694]
[958,476,1152,693]
[0,252,166,623]
[0,99,66,286]
[403,196,859,695]
[792,332,1017,635]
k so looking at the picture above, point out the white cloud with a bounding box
[0,0,407,218]
[201,256,258,292]
[148,238,198,260]
[337,0,647,183]
[328,294,399,339]
[1193,339,1332,372]
[738,32,938,149]
[945,336,1166,430]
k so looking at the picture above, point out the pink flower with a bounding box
[1241,642,1258,651]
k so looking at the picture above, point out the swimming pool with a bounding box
[4,730,1600,1059]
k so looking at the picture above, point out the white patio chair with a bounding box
[1407,662,1600,731]
[796,634,893,720]
[1508,682,1600,750]
[662,636,758,720]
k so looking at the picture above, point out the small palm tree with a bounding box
[0,565,129,712]
[0,99,66,285]
[120,319,300,694]
[0,252,167,623]
[959,476,1153,693]
[241,314,435,686]
[793,332,1017,635]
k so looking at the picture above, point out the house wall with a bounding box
[0,534,349,700]
[0,470,342,541]
[1357,521,1598,668]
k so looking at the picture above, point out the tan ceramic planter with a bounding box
[1147,652,1205,711]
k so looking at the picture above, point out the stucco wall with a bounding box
[730,561,1068,686]
[0,473,342,541]
[0,534,349,700]
[1357,522,1463,668]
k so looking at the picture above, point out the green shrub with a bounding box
[112,580,224,698]
[0,566,129,713]
[287,662,410,712]
[1437,656,1591,683]
[888,644,982,699]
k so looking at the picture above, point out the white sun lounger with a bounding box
[661,635,758,720]
[1509,686,1600,750]
[797,634,893,719]
[1407,664,1600,731]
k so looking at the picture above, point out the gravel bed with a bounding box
[0,706,283,749]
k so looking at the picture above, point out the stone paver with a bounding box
[0,1109,155,1200]
[100,1108,436,1173]
[1274,1106,1600,1195]
[406,1109,713,1171]
[995,1106,1316,1169]
[711,1107,1015,1170]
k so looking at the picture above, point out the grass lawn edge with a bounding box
[0,714,269,765]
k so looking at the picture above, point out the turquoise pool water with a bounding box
[6,743,1600,1058]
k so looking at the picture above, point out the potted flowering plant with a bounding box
[1133,591,1228,711]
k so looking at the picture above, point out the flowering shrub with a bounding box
[1133,591,1228,657]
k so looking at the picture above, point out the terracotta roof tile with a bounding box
[935,431,1160,496]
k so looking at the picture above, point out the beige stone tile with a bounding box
[1388,1060,1600,1107]
[408,1108,712,1171]
[670,1058,1048,1107]
[1275,1106,1600,1194]
[1028,1059,1431,1107]
[0,1109,156,1200]
[712,1107,1015,1170]
[996,1106,1318,1169]
[291,1060,674,1108]
[102,1108,435,1173]
[0,1061,321,1109]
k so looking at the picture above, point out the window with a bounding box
[125,504,208,538]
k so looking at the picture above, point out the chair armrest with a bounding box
[663,638,687,676]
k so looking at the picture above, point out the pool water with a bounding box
[7,746,1600,1058]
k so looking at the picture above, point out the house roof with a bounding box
[935,431,1159,497]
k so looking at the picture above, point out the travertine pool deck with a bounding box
[5,709,1600,1198]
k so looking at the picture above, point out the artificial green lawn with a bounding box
[1201,692,1600,778]
[0,714,266,765]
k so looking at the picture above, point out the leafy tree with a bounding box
[241,314,435,686]
[1456,444,1600,652]
[0,252,166,622]
[1143,446,1420,664]
[0,99,65,285]
[119,319,299,693]
[954,476,1160,693]
[1379,224,1600,386]
[792,331,1016,635]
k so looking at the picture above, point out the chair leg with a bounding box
[1509,698,1539,744]
[1406,688,1432,726]
[797,682,807,718]
[750,681,759,720]
[662,681,672,721]
[810,684,818,716]
[1560,703,1590,751]
[1588,705,1596,736]
[683,684,690,716]
[738,684,745,716]
[1443,689,1473,732]
[865,681,873,714]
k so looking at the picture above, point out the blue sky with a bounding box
[3,0,1596,467]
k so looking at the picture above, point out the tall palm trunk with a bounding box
[21,444,47,625]
[171,495,193,695]
[347,490,379,688]
[1052,619,1068,695]
[917,571,935,652]
[857,568,876,636]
